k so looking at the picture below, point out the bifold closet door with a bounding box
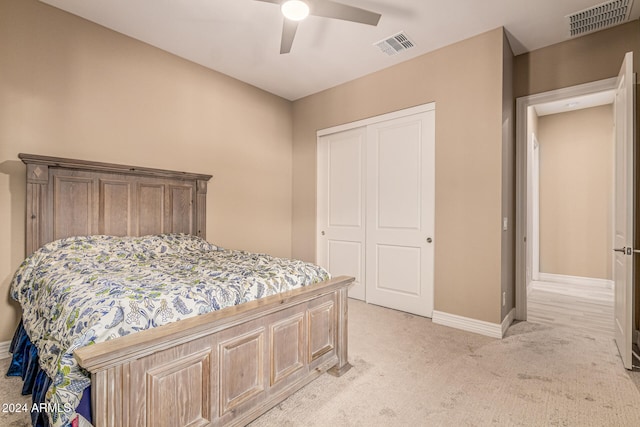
[365,111,435,317]
[317,127,367,300]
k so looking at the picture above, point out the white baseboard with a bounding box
[538,272,613,289]
[433,310,513,339]
[0,340,10,359]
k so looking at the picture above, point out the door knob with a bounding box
[426,237,433,243]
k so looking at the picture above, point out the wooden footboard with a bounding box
[74,276,354,427]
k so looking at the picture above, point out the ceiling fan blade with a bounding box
[253,0,282,4]
[280,19,299,54]
[310,0,381,26]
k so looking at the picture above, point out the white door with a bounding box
[365,111,435,317]
[613,51,635,370]
[317,127,367,300]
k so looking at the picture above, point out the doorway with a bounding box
[525,94,616,337]
[515,77,618,322]
[516,51,636,370]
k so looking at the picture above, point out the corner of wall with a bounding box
[501,28,516,322]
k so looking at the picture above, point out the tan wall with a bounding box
[0,0,293,341]
[292,28,507,324]
[514,20,640,98]
[537,105,613,280]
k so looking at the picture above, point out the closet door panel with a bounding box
[328,140,362,227]
[327,240,363,295]
[317,128,367,300]
[375,245,422,296]
[366,111,435,317]
[376,123,422,231]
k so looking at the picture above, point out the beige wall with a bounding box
[537,105,613,280]
[292,28,508,324]
[0,0,293,341]
[514,20,640,98]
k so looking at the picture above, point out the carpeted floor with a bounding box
[3,300,640,426]
[0,356,31,427]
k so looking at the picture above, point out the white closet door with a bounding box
[317,127,367,300]
[365,111,435,317]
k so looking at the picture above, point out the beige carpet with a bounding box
[3,300,640,426]
[0,356,31,427]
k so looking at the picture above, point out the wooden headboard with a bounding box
[20,153,212,255]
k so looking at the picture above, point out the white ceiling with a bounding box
[39,0,640,101]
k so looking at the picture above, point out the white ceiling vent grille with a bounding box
[374,31,416,56]
[567,0,634,37]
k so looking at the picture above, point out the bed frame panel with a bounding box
[20,153,211,255]
[19,153,353,426]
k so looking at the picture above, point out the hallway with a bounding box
[527,280,614,338]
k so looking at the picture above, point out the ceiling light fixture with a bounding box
[281,0,310,21]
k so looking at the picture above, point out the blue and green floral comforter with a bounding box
[10,233,330,426]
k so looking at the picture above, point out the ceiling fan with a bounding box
[255,0,382,54]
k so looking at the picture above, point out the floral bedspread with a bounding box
[10,233,330,426]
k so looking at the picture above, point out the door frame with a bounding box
[515,77,617,320]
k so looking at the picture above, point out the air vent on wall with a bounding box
[374,31,416,56]
[567,0,634,37]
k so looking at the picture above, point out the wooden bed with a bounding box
[19,153,353,427]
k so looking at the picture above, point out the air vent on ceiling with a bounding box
[567,0,634,37]
[374,31,416,56]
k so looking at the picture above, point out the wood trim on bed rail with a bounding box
[74,275,353,370]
